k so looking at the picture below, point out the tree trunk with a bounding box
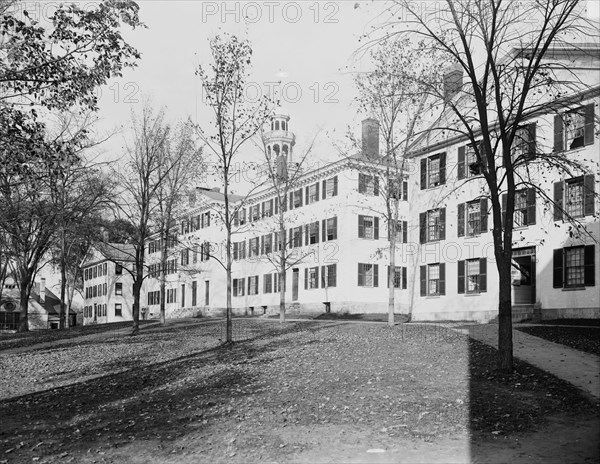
[59,232,67,329]
[159,237,167,325]
[18,274,31,332]
[388,235,396,327]
[279,268,286,324]
[279,218,287,324]
[496,257,514,372]
[131,267,142,335]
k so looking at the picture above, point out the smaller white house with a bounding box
[80,242,135,325]
[0,277,77,331]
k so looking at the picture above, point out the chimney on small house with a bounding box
[443,65,463,101]
[361,118,380,159]
[40,278,46,304]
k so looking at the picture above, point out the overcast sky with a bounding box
[90,0,599,171]
[91,1,395,168]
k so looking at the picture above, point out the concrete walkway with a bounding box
[454,323,600,400]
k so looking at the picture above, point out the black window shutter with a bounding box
[553,181,564,221]
[315,182,319,202]
[584,245,595,286]
[374,264,379,287]
[358,215,365,238]
[457,146,466,180]
[374,217,379,240]
[315,221,320,244]
[403,181,408,201]
[374,177,380,196]
[387,266,390,288]
[553,249,564,288]
[241,278,245,296]
[420,159,427,189]
[358,173,365,193]
[457,260,465,294]
[439,152,446,184]
[480,198,488,233]
[333,217,337,239]
[299,188,303,207]
[274,198,278,215]
[419,212,426,244]
[305,186,310,204]
[402,267,407,289]
[457,203,465,237]
[322,179,327,199]
[321,266,326,287]
[304,268,308,290]
[527,123,537,159]
[584,103,595,146]
[358,263,364,286]
[304,225,309,246]
[315,267,320,289]
[439,263,446,295]
[583,174,595,216]
[527,188,536,225]
[333,176,338,196]
[420,265,426,296]
[322,219,326,242]
[402,221,408,243]
[479,258,487,292]
[289,228,293,248]
[289,192,294,210]
[554,114,564,152]
[439,208,446,241]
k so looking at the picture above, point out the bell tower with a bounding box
[265,110,297,181]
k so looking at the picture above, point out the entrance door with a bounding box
[511,248,536,304]
[292,269,299,301]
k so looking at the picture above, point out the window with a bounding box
[93,285,97,297]
[512,124,536,162]
[305,267,319,289]
[501,189,535,228]
[388,220,407,243]
[554,175,595,220]
[147,290,161,305]
[103,283,107,296]
[554,246,595,288]
[205,281,209,305]
[148,240,156,254]
[84,268,88,281]
[420,153,446,188]
[290,189,303,209]
[273,232,283,252]
[250,204,260,222]
[200,242,210,262]
[273,273,281,293]
[233,278,245,297]
[389,178,408,201]
[458,259,487,294]
[181,249,190,266]
[103,263,107,275]
[306,183,319,205]
[467,201,483,236]
[167,288,177,304]
[322,217,337,241]
[181,220,190,235]
[358,215,379,240]
[115,263,122,275]
[249,237,260,257]
[358,173,379,195]
[290,226,303,248]
[262,200,273,218]
[115,303,122,316]
[233,241,246,261]
[201,211,210,228]
[233,207,247,226]
[358,263,378,287]
[420,263,446,296]
[192,281,197,306]
[321,264,337,288]
[248,276,259,295]
[93,266,97,279]
[322,176,338,199]
[262,234,273,255]
[555,104,594,151]
[420,209,446,243]
[263,274,273,293]
[457,143,488,180]
[306,221,319,245]
[387,266,407,289]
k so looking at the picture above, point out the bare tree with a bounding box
[380,0,598,371]
[112,104,172,335]
[195,33,274,344]
[353,37,439,326]
[155,121,203,325]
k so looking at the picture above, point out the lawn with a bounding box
[0,319,597,463]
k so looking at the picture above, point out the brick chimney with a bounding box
[361,118,380,159]
[39,278,46,304]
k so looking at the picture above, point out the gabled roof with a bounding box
[1,283,76,315]
[86,242,136,266]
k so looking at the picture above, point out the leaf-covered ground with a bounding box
[0,320,597,463]
[515,325,600,356]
